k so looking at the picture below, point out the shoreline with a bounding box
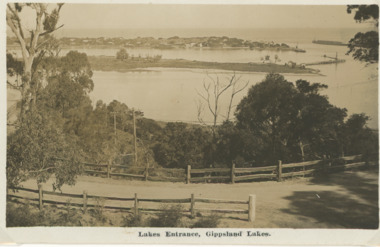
[88,56,318,74]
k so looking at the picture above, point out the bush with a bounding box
[54,203,82,226]
[116,48,129,60]
[149,204,184,227]
[6,202,40,227]
[123,214,146,227]
[89,198,107,224]
[191,213,220,228]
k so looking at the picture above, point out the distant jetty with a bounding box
[312,40,348,46]
[305,59,346,66]
[305,52,346,66]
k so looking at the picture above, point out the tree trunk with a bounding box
[299,140,305,161]
[21,59,35,114]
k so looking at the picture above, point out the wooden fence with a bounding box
[187,154,368,184]
[7,186,255,222]
[80,161,185,182]
[60,154,370,184]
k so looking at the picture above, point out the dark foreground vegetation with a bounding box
[7,202,219,228]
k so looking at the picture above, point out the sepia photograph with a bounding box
[1,0,379,245]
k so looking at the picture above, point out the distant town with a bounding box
[7,35,306,52]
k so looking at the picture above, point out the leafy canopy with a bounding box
[346,5,379,63]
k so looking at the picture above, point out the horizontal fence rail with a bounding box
[7,186,256,222]
[186,154,370,184]
[55,154,371,184]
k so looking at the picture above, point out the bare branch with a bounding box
[226,73,249,121]
[7,81,21,90]
[196,100,207,126]
[29,4,45,56]
[40,24,64,37]
[6,8,29,60]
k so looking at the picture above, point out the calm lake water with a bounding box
[88,43,378,128]
[7,28,378,128]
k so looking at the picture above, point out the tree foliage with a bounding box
[346,5,379,63]
[347,31,379,64]
[235,73,299,163]
[7,109,82,189]
[347,5,379,24]
[116,48,129,61]
[7,50,95,188]
[343,113,378,157]
[152,123,212,168]
[233,73,350,165]
[6,3,64,118]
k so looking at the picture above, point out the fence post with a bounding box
[190,193,195,218]
[38,184,43,210]
[83,190,87,213]
[187,165,191,184]
[365,156,370,169]
[231,163,235,184]
[303,163,306,177]
[328,155,332,170]
[248,194,256,223]
[144,167,149,181]
[134,193,139,216]
[107,163,110,178]
[277,160,282,182]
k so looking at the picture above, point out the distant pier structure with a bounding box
[306,52,345,66]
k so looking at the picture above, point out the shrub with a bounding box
[191,213,220,228]
[90,198,107,224]
[54,203,82,226]
[149,204,183,227]
[6,202,40,227]
[123,214,146,227]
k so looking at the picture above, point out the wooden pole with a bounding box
[187,165,191,184]
[190,193,195,218]
[248,194,256,223]
[133,109,138,166]
[277,160,282,182]
[144,167,149,181]
[328,155,332,169]
[134,193,139,216]
[303,163,306,177]
[38,184,43,210]
[83,190,87,213]
[231,163,235,184]
[111,111,117,145]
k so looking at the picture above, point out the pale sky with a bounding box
[17,4,371,30]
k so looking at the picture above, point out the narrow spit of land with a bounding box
[88,56,318,74]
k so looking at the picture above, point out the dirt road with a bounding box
[20,169,378,228]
